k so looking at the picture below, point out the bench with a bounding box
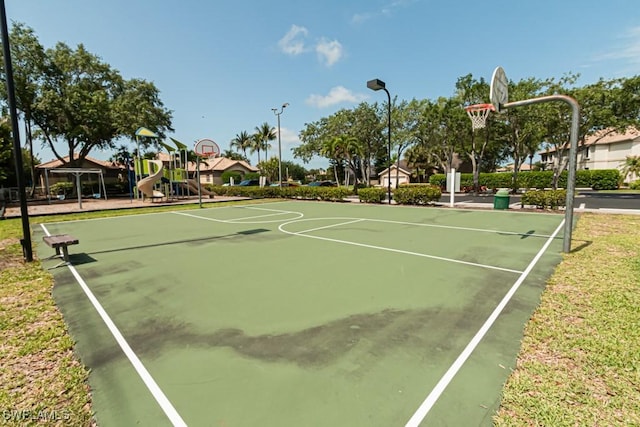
[43,234,79,267]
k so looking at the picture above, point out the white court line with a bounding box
[227,211,292,222]
[172,209,303,223]
[404,218,565,427]
[367,218,554,239]
[278,221,523,274]
[172,211,229,222]
[40,225,187,427]
[297,218,365,234]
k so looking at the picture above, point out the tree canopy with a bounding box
[292,72,640,189]
[0,23,173,168]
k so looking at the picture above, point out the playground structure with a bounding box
[133,133,216,202]
[133,158,214,201]
[136,160,166,200]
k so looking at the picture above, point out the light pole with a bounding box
[272,103,289,187]
[367,79,392,204]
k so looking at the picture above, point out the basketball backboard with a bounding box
[194,138,220,157]
[490,66,508,113]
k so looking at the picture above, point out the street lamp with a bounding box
[367,78,392,204]
[272,103,289,188]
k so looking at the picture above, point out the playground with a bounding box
[38,200,565,426]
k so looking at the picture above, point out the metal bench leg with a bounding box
[61,246,70,262]
[47,245,71,269]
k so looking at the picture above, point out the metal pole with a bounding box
[76,172,82,209]
[277,112,282,187]
[383,88,391,205]
[504,95,580,252]
[1,1,33,261]
[272,104,288,188]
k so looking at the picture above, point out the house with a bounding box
[36,155,127,194]
[496,162,535,172]
[188,157,258,186]
[540,128,640,182]
[153,153,258,186]
[378,164,412,188]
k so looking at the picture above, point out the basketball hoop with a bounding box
[464,103,496,130]
[194,138,220,158]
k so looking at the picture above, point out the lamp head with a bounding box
[367,79,386,91]
[283,103,289,109]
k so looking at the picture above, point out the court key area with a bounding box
[38,201,565,426]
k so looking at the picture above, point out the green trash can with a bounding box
[493,189,510,210]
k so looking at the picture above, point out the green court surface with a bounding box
[37,201,565,426]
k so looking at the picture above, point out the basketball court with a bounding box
[38,200,566,426]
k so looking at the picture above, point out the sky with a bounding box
[5,0,640,170]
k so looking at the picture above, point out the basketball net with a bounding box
[464,103,495,130]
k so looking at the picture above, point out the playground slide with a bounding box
[137,160,165,199]
[182,179,214,197]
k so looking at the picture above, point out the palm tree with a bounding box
[254,122,276,160]
[249,134,262,164]
[230,131,252,157]
[620,155,640,183]
[328,135,362,186]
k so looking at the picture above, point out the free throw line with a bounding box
[40,225,187,427]
[404,218,565,426]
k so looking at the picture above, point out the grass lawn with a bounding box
[1,206,638,426]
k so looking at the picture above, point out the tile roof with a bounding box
[37,155,124,170]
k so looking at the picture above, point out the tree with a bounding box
[455,73,500,193]
[620,155,640,183]
[295,104,385,185]
[230,131,252,158]
[327,134,362,186]
[0,118,13,184]
[249,134,262,165]
[254,122,276,160]
[0,23,47,196]
[404,144,433,182]
[0,118,37,187]
[493,77,548,192]
[109,144,132,165]
[281,160,307,182]
[221,149,249,162]
[1,26,173,171]
[258,158,279,182]
[412,97,466,175]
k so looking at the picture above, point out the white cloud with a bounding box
[595,26,640,64]
[316,38,344,67]
[278,25,345,66]
[278,25,309,55]
[351,0,416,24]
[305,86,368,108]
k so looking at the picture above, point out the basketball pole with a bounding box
[1,0,33,261]
[503,95,580,253]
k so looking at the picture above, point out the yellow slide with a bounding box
[137,160,165,200]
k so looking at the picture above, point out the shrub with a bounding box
[221,170,242,185]
[630,180,640,190]
[590,169,620,190]
[429,169,620,191]
[392,184,441,205]
[521,189,567,209]
[50,182,74,196]
[358,187,386,203]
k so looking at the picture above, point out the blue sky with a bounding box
[6,0,640,169]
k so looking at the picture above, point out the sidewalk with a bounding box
[1,195,248,219]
